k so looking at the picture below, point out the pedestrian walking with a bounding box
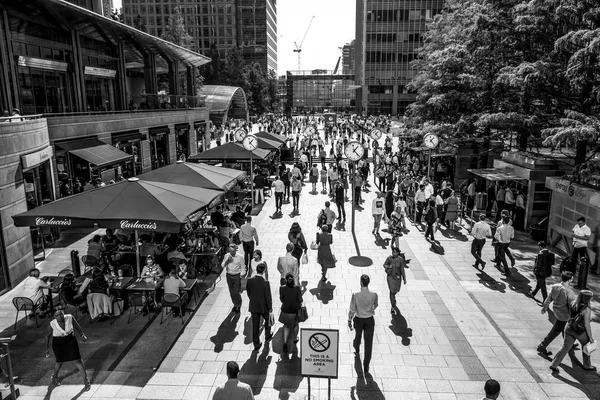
[277,243,299,287]
[354,171,363,205]
[249,250,269,280]
[272,175,285,213]
[483,379,501,400]
[246,263,273,351]
[423,199,437,241]
[212,361,254,400]
[383,247,407,316]
[316,225,336,282]
[537,271,574,357]
[240,216,259,272]
[530,242,555,302]
[282,168,291,201]
[253,172,265,205]
[320,166,328,192]
[372,192,385,235]
[288,222,307,265]
[470,214,492,269]
[221,243,245,313]
[550,290,596,373]
[572,216,591,289]
[444,190,459,230]
[414,184,427,224]
[309,163,319,192]
[494,215,514,276]
[318,201,336,233]
[491,210,516,265]
[334,181,346,223]
[45,309,90,390]
[390,204,404,249]
[348,274,378,375]
[279,273,303,354]
[291,176,302,213]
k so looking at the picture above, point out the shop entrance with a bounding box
[175,125,190,161]
[23,161,55,260]
[149,130,169,170]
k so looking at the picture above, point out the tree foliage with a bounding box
[406,0,600,170]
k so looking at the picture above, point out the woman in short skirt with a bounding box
[45,309,90,390]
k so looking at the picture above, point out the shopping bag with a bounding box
[310,241,319,250]
[584,341,597,355]
[297,306,309,322]
[301,252,309,265]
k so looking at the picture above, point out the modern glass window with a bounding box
[85,76,115,112]
[18,66,73,114]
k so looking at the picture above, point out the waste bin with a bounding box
[70,250,80,277]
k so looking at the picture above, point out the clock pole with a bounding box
[351,161,356,233]
[427,149,431,180]
[250,150,254,207]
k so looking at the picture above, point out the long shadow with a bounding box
[350,354,385,400]
[427,239,445,255]
[240,343,272,396]
[210,312,240,352]
[309,280,336,305]
[388,314,413,346]
[273,353,303,400]
[476,269,508,294]
[374,234,389,250]
[438,227,468,242]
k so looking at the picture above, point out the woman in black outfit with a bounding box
[279,273,303,354]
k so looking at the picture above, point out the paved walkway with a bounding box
[134,176,600,398]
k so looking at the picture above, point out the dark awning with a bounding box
[468,168,526,181]
[57,138,132,168]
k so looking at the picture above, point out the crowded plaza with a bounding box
[1,0,600,399]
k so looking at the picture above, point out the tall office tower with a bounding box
[342,40,355,75]
[355,0,443,116]
[122,0,277,75]
[66,0,112,16]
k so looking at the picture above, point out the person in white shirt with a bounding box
[240,216,259,271]
[371,192,385,235]
[21,268,52,314]
[470,214,492,269]
[494,215,515,276]
[272,175,285,213]
[221,244,246,313]
[424,179,434,200]
[212,361,254,400]
[414,184,427,223]
[572,216,591,289]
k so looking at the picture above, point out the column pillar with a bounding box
[116,43,128,110]
[143,53,158,108]
[205,121,211,150]
[186,66,196,99]
[71,30,85,112]
[167,124,176,164]
[188,122,197,157]
[392,84,399,116]
[167,60,180,96]
[0,10,16,110]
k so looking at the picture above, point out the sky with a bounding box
[112,0,356,76]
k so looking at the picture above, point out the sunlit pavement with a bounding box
[9,123,600,399]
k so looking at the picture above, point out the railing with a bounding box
[0,113,44,123]
[40,94,206,118]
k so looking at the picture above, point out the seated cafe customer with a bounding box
[176,259,197,280]
[141,255,164,279]
[20,268,53,316]
[59,274,88,312]
[86,235,106,267]
[164,270,188,317]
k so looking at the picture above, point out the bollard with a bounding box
[70,250,80,278]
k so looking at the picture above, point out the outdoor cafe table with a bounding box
[126,277,164,292]
[185,247,222,274]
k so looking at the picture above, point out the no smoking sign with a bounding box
[301,328,339,378]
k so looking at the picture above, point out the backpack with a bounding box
[317,209,327,227]
[559,256,575,273]
[568,305,587,334]
[424,207,436,224]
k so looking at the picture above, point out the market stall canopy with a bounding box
[137,161,245,191]
[468,168,527,181]
[12,178,223,233]
[187,142,271,162]
[256,137,283,150]
[255,131,287,144]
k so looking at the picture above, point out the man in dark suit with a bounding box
[530,241,555,302]
[246,263,273,351]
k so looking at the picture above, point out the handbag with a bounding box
[584,341,597,355]
[310,241,319,250]
[301,252,309,265]
[297,306,309,322]
[568,306,587,334]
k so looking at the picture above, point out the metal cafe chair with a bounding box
[160,293,185,325]
[12,297,43,331]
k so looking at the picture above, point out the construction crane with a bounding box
[293,16,315,70]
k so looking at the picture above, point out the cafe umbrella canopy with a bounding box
[187,142,271,163]
[12,178,223,274]
[137,161,246,191]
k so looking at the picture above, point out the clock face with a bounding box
[242,135,258,151]
[234,128,247,142]
[344,140,365,161]
[370,129,383,141]
[423,134,439,149]
[304,126,316,136]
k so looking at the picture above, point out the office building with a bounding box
[342,40,355,75]
[122,0,277,74]
[0,0,247,291]
[355,0,444,115]
[285,70,356,115]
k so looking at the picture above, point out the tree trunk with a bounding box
[575,140,587,167]
[518,129,528,151]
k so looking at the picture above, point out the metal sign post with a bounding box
[301,328,339,400]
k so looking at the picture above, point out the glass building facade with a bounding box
[122,0,277,75]
[355,0,444,116]
[286,71,356,114]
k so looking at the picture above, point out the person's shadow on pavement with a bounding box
[350,354,385,399]
[309,280,336,304]
[273,353,302,399]
[210,312,240,352]
[240,344,272,396]
[388,314,413,346]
